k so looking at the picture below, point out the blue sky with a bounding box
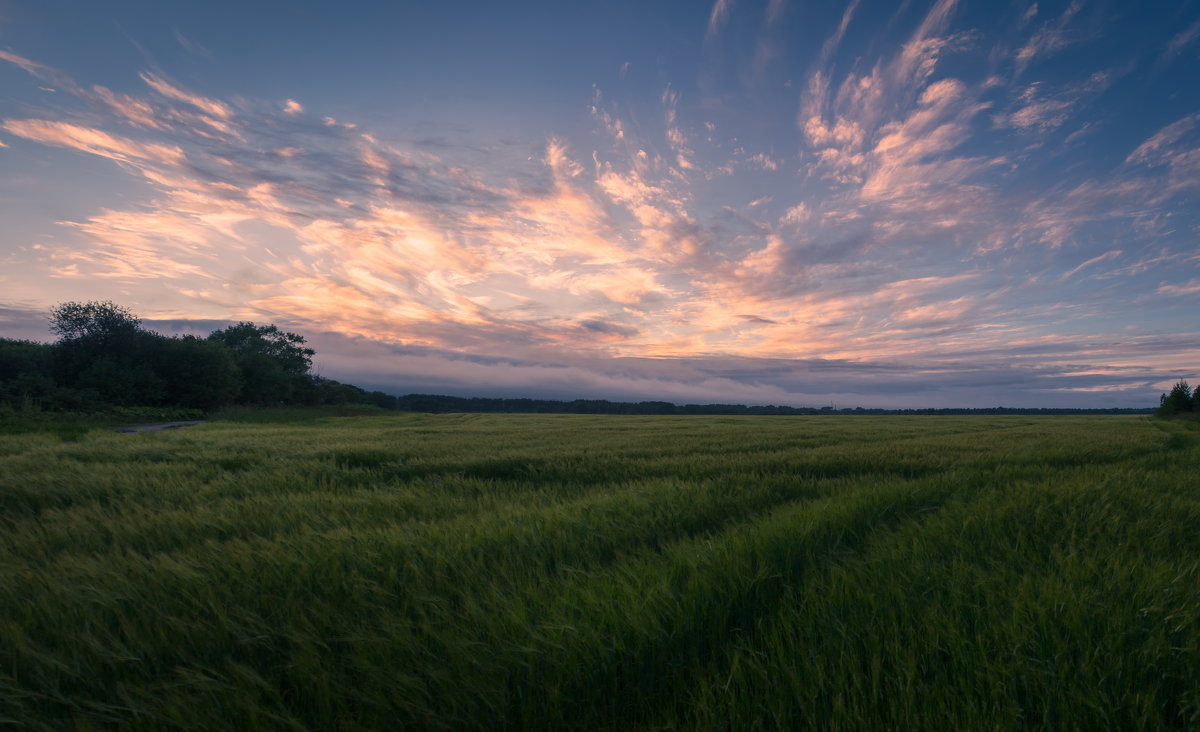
[1,0,1198,407]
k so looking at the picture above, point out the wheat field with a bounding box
[2,413,1198,729]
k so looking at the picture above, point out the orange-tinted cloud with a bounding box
[138,72,232,119]
[1,119,185,166]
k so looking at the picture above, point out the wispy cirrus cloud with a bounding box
[1,118,185,165]
[0,49,73,88]
[1156,279,1200,297]
[706,0,736,42]
[137,72,232,120]
[1014,0,1085,75]
[995,71,1110,133]
[1056,248,1122,283]
[1160,17,1200,65]
[1126,112,1200,165]
[819,0,861,66]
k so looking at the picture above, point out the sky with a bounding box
[1,0,1198,408]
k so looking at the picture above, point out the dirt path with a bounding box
[114,420,207,434]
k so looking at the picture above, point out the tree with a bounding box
[75,355,165,406]
[0,338,56,410]
[49,301,142,343]
[156,336,243,411]
[1158,380,1194,417]
[208,322,316,405]
[207,323,314,375]
[0,338,53,382]
[49,301,157,402]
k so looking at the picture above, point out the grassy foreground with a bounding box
[1,413,1198,729]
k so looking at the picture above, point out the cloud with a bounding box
[139,72,233,120]
[747,153,779,171]
[0,119,186,166]
[901,0,960,75]
[995,72,1110,133]
[801,0,975,184]
[1126,112,1200,165]
[1057,249,1122,283]
[0,8,1197,410]
[0,49,83,95]
[706,0,736,41]
[580,319,640,337]
[818,0,860,66]
[0,49,46,76]
[1002,94,1072,131]
[796,6,998,245]
[1156,279,1200,297]
[1019,3,1039,29]
[661,86,694,170]
[1014,0,1084,75]
[87,86,171,131]
[1161,17,1200,63]
[173,29,214,59]
[861,78,988,202]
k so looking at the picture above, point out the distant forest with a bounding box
[0,301,1159,418]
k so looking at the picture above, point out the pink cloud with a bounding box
[139,72,233,119]
[88,86,169,131]
[1156,279,1200,297]
[0,49,51,77]
[1014,0,1084,74]
[1126,113,1200,165]
[0,118,185,166]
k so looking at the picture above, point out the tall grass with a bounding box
[1,414,1197,728]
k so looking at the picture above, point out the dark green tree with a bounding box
[156,336,243,411]
[1158,380,1194,417]
[49,301,160,404]
[0,338,56,410]
[0,338,53,383]
[208,323,316,405]
[207,323,314,375]
[75,355,164,406]
[49,301,142,344]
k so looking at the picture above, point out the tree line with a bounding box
[0,301,396,415]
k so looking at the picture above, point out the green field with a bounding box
[2,413,1199,729]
